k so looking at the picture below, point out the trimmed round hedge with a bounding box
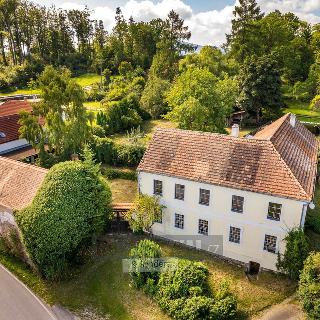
[16,161,112,279]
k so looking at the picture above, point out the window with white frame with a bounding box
[153,179,163,196]
[229,226,241,244]
[199,189,210,206]
[174,213,184,229]
[198,219,208,235]
[175,184,185,200]
[263,234,277,253]
[267,202,282,221]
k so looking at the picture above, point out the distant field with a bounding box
[285,99,320,123]
[74,73,101,87]
[0,73,100,97]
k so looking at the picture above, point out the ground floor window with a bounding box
[263,234,277,253]
[174,213,184,229]
[198,219,208,235]
[229,226,241,244]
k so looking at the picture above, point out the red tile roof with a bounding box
[0,156,47,210]
[0,100,34,145]
[0,115,21,144]
[0,100,32,117]
[138,114,318,201]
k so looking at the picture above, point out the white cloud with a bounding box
[57,0,320,46]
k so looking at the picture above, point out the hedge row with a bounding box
[91,135,145,167]
[102,167,137,180]
[129,240,237,320]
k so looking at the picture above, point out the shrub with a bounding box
[16,161,112,279]
[91,124,105,138]
[91,136,115,164]
[157,259,237,320]
[310,95,320,111]
[299,252,320,319]
[126,194,164,233]
[277,228,310,280]
[157,259,210,305]
[129,239,162,289]
[102,167,137,180]
[113,143,146,167]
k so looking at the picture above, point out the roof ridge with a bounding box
[0,156,48,174]
[268,141,309,199]
[154,127,271,144]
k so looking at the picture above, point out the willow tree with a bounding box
[19,65,91,160]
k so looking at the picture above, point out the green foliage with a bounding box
[299,252,320,319]
[156,259,237,320]
[19,66,91,159]
[113,143,146,167]
[16,161,112,279]
[310,95,320,111]
[126,194,164,233]
[140,75,171,119]
[102,167,136,181]
[238,55,284,122]
[129,239,162,289]
[277,228,310,280]
[91,124,106,138]
[165,67,238,133]
[91,136,115,164]
[90,136,145,167]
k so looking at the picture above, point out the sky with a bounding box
[32,0,320,46]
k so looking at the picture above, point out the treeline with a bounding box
[225,0,320,121]
[0,0,192,90]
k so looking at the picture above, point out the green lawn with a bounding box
[0,73,100,97]
[84,101,103,110]
[0,87,40,96]
[74,73,101,87]
[109,179,138,203]
[0,234,295,320]
[285,99,320,123]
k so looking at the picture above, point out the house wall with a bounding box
[138,171,307,271]
[0,139,30,155]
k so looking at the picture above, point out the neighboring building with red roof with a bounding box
[0,100,33,154]
[137,113,319,271]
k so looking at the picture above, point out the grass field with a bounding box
[109,179,137,203]
[74,73,101,87]
[0,73,100,97]
[285,99,320,123]
[0,234,296,320]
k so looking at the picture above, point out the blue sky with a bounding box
[33,0,320,46]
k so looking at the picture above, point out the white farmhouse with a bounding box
[137,114,319,271]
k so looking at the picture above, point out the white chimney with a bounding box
[290,114,296,127]
[231,124,240,138]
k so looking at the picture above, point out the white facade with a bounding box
[138,171,308,271]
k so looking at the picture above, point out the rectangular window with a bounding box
[267,202,282,221]
[264,234,277,253]
[153,180,163,196]
[174,213,184,229]
[229,226,241,244]
[198,219,208,235]
[231,195,244,213]
[175,184,185,200]
[154,211,162,224]
[199,189,210,206]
